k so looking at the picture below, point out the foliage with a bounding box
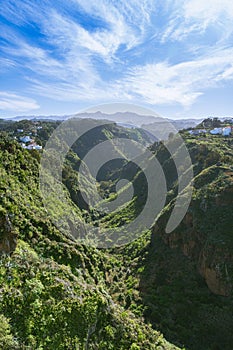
[0,314,18,349]
[1,120,233,350]
[0,129,178,349]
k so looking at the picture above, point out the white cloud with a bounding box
[161,0,233,42]
[118,48,233,106]
[183,0,233,22]
[44,11,134,61]
[0,58,16,71]
[72,0,154,37]
[0,92,39,112]
[1,0,233,113]
[1,0,154,62]
[2,24,100,92]
[30,46,233,108]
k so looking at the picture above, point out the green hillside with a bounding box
[0,119,233,349]
[0,123,179,349]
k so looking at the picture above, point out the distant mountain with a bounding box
[75,112,204,133]
[2,111,208,131]
[168,118,203,130]
[4,115,70,122]
[74,111,161,126]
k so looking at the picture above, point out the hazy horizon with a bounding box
[1,110,222,122]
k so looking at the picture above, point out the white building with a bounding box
[222,127,231,136]
[210,128,223,135]
[21,142,42,150]
[19,135,33,143]
[26,143,42,150]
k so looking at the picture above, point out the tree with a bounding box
[212,117,221,127]
[0,314,18,349]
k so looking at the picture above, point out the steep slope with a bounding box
[104,134,233,350]
[1,119,233,350]
[0,131,179,349]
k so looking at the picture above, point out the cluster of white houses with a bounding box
[19,135,42,150]
[189,126,232,137]
[210,126,232,136]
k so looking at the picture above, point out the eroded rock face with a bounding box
[215,186,233,206]
[0,213,17,255]
[199,266,229,296]
[157,208,232,297]
[161,211,200,260]
[198,247,232,297]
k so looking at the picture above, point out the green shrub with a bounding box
[0,314,18,349]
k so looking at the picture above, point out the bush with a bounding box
[0,314,18,349]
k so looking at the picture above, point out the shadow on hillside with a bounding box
[138,233,233,350]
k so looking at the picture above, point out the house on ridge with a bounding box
[19,135,33,143]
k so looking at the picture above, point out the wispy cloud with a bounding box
[0,58,16,72]
[118,47,233,106]
[72,0,154,40]
[161,0,233,43]
[30,45,233,108]
[183,0,233,23]
[1,0,233,115]
[0,92,39,112]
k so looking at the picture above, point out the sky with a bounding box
[1,0,233,119]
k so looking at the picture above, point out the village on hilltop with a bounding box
[187,117,233,137]
[16,124,43,150]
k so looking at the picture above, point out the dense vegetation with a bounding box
[0,118,233,349]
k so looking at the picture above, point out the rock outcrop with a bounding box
[156,175,233,297]
[0,213,17,255]
[198,245,232,296]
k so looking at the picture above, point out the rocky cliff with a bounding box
[0,212,17,255]
[157,165,233,297]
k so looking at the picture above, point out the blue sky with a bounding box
[1,0,233,119]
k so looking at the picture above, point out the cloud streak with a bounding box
[1,0,233,115]
[0,92,39,112]
[118,46,233,106]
